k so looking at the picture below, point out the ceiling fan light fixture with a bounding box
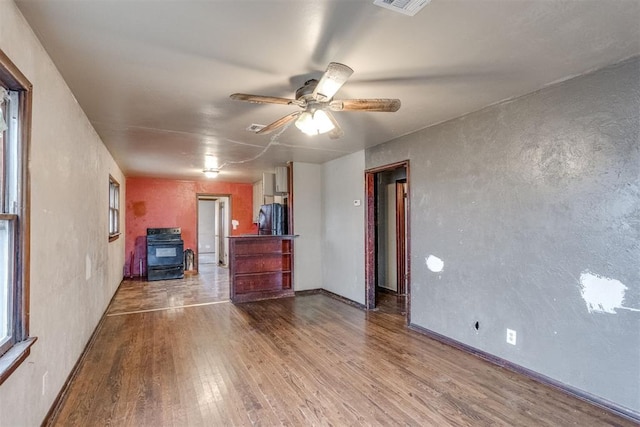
[295,111,314,135]
[295,110,335,136]
[313,110,335,134]
[230,62,400,139]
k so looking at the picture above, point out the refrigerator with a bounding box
[258,203,287,235]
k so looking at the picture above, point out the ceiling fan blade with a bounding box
[256,111,301,135]
[329,98,401,112]
[312,62,354,102]
[326,112,344,139]
[230,93,297,106]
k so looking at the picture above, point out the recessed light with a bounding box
[203,168,219,178]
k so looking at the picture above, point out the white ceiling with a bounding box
[16,0,640,183]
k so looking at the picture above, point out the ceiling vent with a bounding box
[246,124,266,132]
[373,0,431,16]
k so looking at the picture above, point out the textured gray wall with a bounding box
[366,58,640,413]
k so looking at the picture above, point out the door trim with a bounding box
[364,160,410,323]
[396,179,407,295]
[196,193,232,271]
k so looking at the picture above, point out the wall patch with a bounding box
[426,255,444,272]
[579,270,636,314]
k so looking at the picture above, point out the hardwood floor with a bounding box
[107,264,229,315]
[49,271,635,426]
[376,288,407,316]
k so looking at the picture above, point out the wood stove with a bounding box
[146,227,184,281]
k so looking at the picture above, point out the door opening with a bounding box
[198,199,217,266]
[365,161,410,321]
[197,194,231,269]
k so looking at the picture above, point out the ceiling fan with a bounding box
[230,63,401,139]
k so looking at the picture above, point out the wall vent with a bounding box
[246,123,266,133]
[373,0,431,16]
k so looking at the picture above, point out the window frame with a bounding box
[108,175,120,241]
[0,48,35,386]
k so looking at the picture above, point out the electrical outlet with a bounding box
[506,328,517,345]
[42,371,48,396]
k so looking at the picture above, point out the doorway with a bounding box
[197,194,231,268]
[365,161,410,320]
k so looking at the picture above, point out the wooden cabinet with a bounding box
[229,235,296,303]
[252,174,276,223]
[252,168,290,222]
[275,166,288,194]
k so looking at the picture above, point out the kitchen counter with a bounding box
[228,235,297,303]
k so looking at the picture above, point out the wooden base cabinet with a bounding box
[229,235,296,303]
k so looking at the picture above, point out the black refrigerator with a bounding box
[258,203,287,235]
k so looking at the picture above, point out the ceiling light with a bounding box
[295,111,315,135]
[203,168,219,178]
[295,110,336,136]
[313,110,335,134]
[204,155,218,169]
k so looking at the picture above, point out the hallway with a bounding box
[47,270,634,426]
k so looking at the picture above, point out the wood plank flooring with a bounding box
[49,269,635,426]
[107,264,229,315]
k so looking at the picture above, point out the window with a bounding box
[0,87,18,357]
[0,49,35,385]
[109,176,120,240]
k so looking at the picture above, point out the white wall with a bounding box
[292,162,323,291]
[321,151,366,304]
[197,199,216,255]
[0,2,125,425]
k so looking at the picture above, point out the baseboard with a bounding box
[42,279,123,426]
[296,288,367,310]
[294,289,323,296]
[317,289,367,310]
[408,323,640,424]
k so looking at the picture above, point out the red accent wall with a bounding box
[125,177,256,274]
